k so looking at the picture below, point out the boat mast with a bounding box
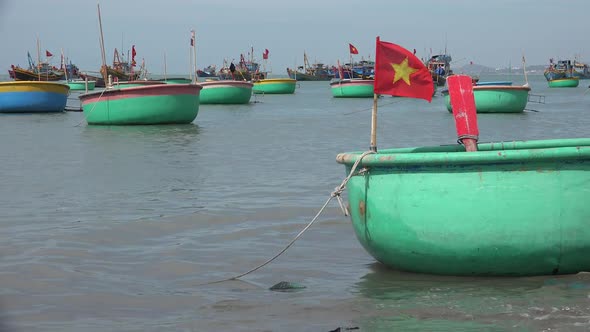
[522,51,529,86]
[61,48,68,82]
[36,36,41,81]
[164,51,167,81]
[97,2,108,85]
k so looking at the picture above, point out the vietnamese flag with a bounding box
[46,50,53,57]
[373,37,433,102]
[349,43,359,54]
[263,48,269,60]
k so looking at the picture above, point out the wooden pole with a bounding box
[97,2,108,85]
[369,93,378,152]
[189,47,193,82]
[36,36,41,81]
[193,29,197,81]
[164,51,167,81]
[522,51,529,86]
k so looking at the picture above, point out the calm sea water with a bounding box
[1,74,589,332]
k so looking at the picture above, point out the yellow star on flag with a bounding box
[391,57,419,85]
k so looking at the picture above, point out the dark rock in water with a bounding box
[269,281,306,292]
[329,327,360,332]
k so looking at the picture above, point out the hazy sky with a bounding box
[1,0,589,76]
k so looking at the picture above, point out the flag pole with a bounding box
[370,36,380,152]
[189,46,193,83]
[193,29,198,81]
[369,92,378,152]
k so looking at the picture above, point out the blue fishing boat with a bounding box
[426,54,452,86]
[0,81,69,113]
[544,59,572,81]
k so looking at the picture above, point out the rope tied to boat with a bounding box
[73,87,108,127]
[196,150,375,286]
[331,150,376,216]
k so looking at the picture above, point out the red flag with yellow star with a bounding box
[373,37,433,102]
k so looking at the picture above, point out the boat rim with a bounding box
[441,85,531,95]
[78,83,203,99]
[336,138,590,166]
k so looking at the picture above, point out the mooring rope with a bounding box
[73,87,108,127]
[196,150,375,286]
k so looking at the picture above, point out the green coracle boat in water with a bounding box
[66,79,96,91]
[548,77,580,88]
[330,78,374,98]
[336,138,590,276]
[441,84,531,113]
[199,80,253,104]
[78,83,202,125]
[253,78,296,94]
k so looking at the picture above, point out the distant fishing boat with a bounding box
[287,52,334,81]
[8,51,65,81]
[218,51,265,81]
[0,81,69,113]
[79,48,141,87]
[199,80,253,104]
[197,65,217,78]
[441,83,531,113]
[253,78,296,94]
[548,77,580,88]
[330,78,374,98]
[545,59,590,80]
[426,53,452,86]
[572,60,590,79]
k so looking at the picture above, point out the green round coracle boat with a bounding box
[330,78,374,98]
[66,79,96,91]
[253,78,296,94]
[79,83,202,125]
[441,85,530,113]
[336,138,590,276]
[548,77,580,88]
[199,80,253,104]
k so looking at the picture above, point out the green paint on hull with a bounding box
[337,138,590,276]
[82,93,200,125]
[331,81,374,98]
[67,81,96,91]
[199,85,252,104]
[253,79,296,94]
[548,78,580,88]
[443,87,529,113]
